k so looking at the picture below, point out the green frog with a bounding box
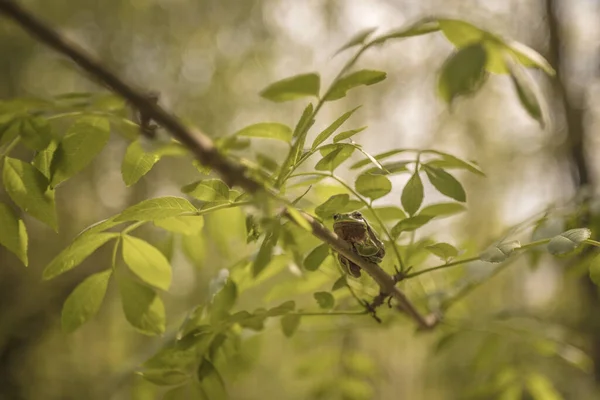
[332,211,386,277]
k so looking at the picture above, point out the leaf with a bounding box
[423,150,485,176]
[438,19,485,47]
[267,300,296,317]
[314,144,355,172]
[61,269,112,333]
[355,174,391,201]
[525,372,563,400]
[286,207,311,232]
[315,194,349,219]
[3,157,57,231]
[325,70,387,101]
[43,233,119,280]
[304,244,330,271]
[332,276,347,291]
[235,122,292,143]
[137,369,189,386]
[115,197,197,222]
[437,43,488,105]
[281,313,301,337]
[361,206,406,222]
[252,226,280,277]
[507,58,544,127]
[335,28,377,55]
[426,243,459,261]
[365,161,409,175]
[313,292,335,309]
[401,172,424,215]
[259,73,320,102]
[506,39,555,76]
[422,165,466,202]
[589,255,600,287]
[293,103,315,139]
[32,140,58,179]
[371,19,440,44]
[333,126,367,143]
[419,202,466,218]
[154,215,204,235]
[350,149,408,169]
[391,215,433,237]
[0,202,28,266]
[51,116,110,186]
[480,240,521,263]
[17,116,52,151]
[182,179,230,202]
[122,235,172,291]
[311,106,361,149]
[121,140,161,186]
[547,228,591,255]
[210,279,237,324]
[118,273,166,336]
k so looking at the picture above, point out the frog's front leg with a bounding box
[354,241,381,263]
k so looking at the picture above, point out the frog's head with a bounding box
[333,211,368,239]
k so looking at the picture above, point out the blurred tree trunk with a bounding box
[545,0,600,384]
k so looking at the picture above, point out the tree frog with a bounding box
[332,211,386,277]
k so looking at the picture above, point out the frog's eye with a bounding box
[333,214,340,220]
[352,211,362,219]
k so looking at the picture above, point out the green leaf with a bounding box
[525,372,563,400]
[61,269,112,333]
[507,58,544,127]
[401,172,424,215]
[480,240,521,263]
[361,206,406,222]
[235,122,292,143]
[267,300,296,317]
[286,207,311,232]
[547,228,591,255]
[325,70,387,101]
[137,369,189,386]
[424,150,485,176]
[314,144,355,172]
[350,149,408,169]
[115,197,197,222]
[252,226,280,277]
[51,116,110,186]
[304,244,330,271]
[371,19,440,44]
[333,126,367,143]
[365,161,409,175]
[32,139,58,179]
[589,255,600,286]
[182,179,230,202]
[355,174,391,201]
[293,103,315,139]
[313,291,335,309]
[43,233,119,280]
[118,273,166,336]
[331,276,347,291]
[335,28,377,55]
[0,202,28,266]
[391,215,433,237]
[437,43,488,105]
[154,215,204,235]
[438,19,485,47]
[315,194,349,219]
[210,278,237,324]
[506,39,555,76]
[422,165,466,202]
[259,73,320,102]
[311,106,361,149]
[17,116,52,151]
[121,140,160,186]
[419,202,466,218]
[122,235,172,291]
[3,157,57,231]
[426,243,459,261]
[281,313,301,337]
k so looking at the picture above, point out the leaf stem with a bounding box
[122,221,145,234]
[585,239,600,248]
[404,256,480,279]
[196,201,252,216]
[111,236,121,270]
[294,310,367,317]
[0,137,20,159]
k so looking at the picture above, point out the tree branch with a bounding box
[0,0,438,330]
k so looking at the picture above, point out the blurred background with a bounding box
[2,0,600,399]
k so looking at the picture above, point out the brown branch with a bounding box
[0,0,438,330]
